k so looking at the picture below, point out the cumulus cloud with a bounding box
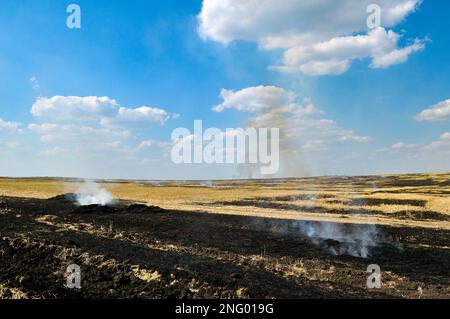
[415,99,450,122]
[198,0,420,45]
[26,96,178,161]
[31,95,177,126]
[370,38,425,68]
[31,96,119,121]
[198,0,425,75]
[276,28,425,75]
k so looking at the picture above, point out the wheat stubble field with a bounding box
[0,173,449,298]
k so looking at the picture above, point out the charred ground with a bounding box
[0,173,450,298]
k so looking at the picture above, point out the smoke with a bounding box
[216,86,371,178]
[241,90,317,178]
[264,188,381,258]
[293,220,379,258]
[253,217,380,258]
[74,180,114,206]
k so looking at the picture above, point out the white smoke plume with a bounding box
[292,220,379,258]
[75,180,114,206]
[253,217,380,258]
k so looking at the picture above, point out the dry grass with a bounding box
[1,173,449,230]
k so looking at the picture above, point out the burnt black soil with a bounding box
[1,195,449,299]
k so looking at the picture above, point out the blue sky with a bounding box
[0,0,449,179]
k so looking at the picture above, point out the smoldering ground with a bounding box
[62,180,115,206]
[250,217,386,258]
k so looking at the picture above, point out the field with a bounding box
[1,173,450,298]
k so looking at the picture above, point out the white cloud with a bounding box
[415,99,450,122]
[424,132,450,150]
[30,95,177,127]
[391,142,419,150]
[26,96,178,163]
[31,96,118,121]
[0,118,21,132]
[198,0,424,75]
[340,134,371,143]
[275,60,351,76]
[198,0,420,45]
[213,86,295,112]
[276,28,425,75]
[377,133,450,154]
[370,38,425,68]
[102,106,178,126]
